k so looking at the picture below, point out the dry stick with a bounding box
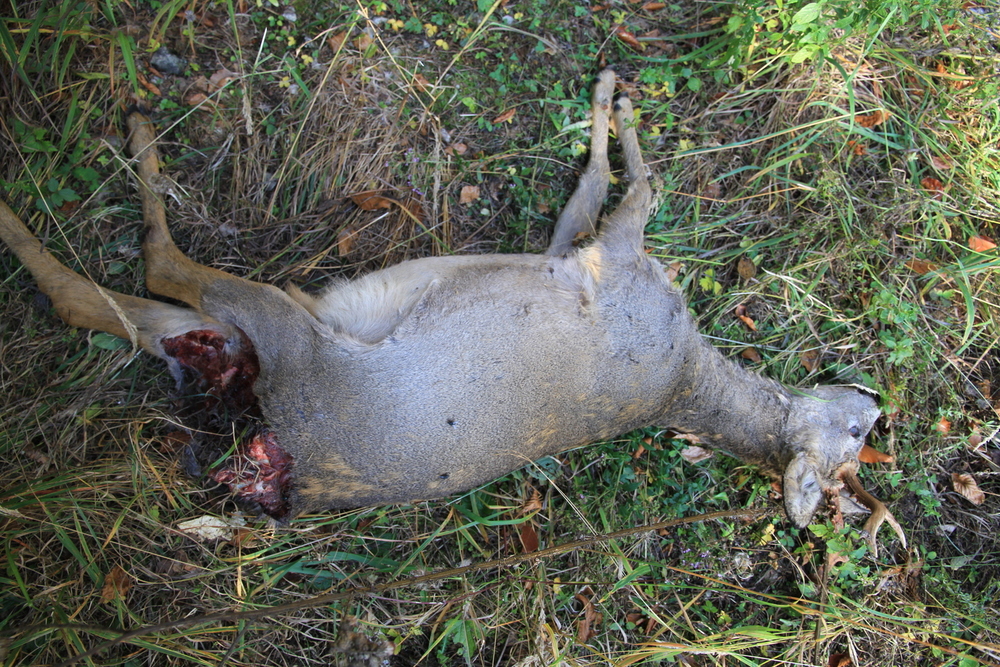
[48,507,770,667]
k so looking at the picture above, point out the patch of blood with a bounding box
[162,329,260,413]
[210,430,294,518]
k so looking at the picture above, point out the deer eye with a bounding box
[848,425,861,438]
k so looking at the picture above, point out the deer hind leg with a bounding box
[0,201,232,359]
[546,69,615,256]
[126,112,248,309]
[593,93,652,257]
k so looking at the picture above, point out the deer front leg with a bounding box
[594,94,652,257]
[546,69,615,256]
[0,200,233,358]
[126,112,246,310]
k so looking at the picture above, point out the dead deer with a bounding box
[0,70,904,551]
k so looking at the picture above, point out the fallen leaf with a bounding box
[209,68,238,92]
[800,349,821,373]
[327,31,349,51]
[350,190,394,210]
[445,142,468,156]
[704,182,722,199]
[412,72,431,92]
[492,108,516,124]
[137,71,162,96]
[904,259,937,275]
[401,197,424,224]
[921,177,945,199]
[337,226,358,255]
[177,515,247,541]
[855,110,890,128]
[930,155,953,170]
[100,565,132,603]
[828,653,852,667]
[642,1,666,8]
[519,522,539,553]
[741,347,762,363]
[936,417,951,434]
[969,235,997,252]
[459,185,480,204]
[734,304,757,331]
[575,591,603,642]
[632,442,646,459]
[951,473,985,505]
[665,261,682,283]
[680,446,713,464]
[847,139,866,155]
[613,25,643,50]
[737,256,756,280]
[859,445,894,464]
[520,487,543,514]
[184,91,209,107]
[355,32,373,51]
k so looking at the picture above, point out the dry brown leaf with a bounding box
[680,445,714,464]
[921,177,945,199]
[445,142,468,156]
[969,235,997,252]
[642,1,666,8]
[741,347,762,363]
[632,442,646,459]
[613,25,643,50]
[951,473,985,505]
[703,182,722,199]
[355,32,373,51]
[859,444,894,464]
[492,108,516,124]
[847,139,866,155]
[100,565,132,603]
[209,68,237,92]
[930,155,954,170]
[828,653,852,667]
[737,256,756,280]
[337,226,358,255]
[936,417,951,434]
[400,197,425,223]
[521,487,543,514]
[327,31,349,52]
[184,91,209,107]
[904,259,937,275]
[350,190,394,210]
[575,592,602,642]
[413,73,431,92]
[519,522,539,553]
[855,110,890,127]
[459,185,480,204]
[665,261,682,284]
[734,304,757,331]
[136,72,162,96]
[800,349,821,373]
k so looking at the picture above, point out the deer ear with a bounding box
[782,453,823,528]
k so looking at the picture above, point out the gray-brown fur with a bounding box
[0,70,887,533]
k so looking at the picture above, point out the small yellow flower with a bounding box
[435,38,449,50]
[301,54,314,66]
[278,76,291,88]
[424,23,438,37]
[387,18,404,31]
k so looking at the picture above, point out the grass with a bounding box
[1,0,998,665]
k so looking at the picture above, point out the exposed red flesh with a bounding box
[162,329,260,413]
[210,430,294,518]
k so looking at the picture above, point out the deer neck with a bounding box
[660,338,795,476]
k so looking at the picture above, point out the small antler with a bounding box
[841,469,907,558]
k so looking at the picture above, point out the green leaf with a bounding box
[791,2,822,25]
